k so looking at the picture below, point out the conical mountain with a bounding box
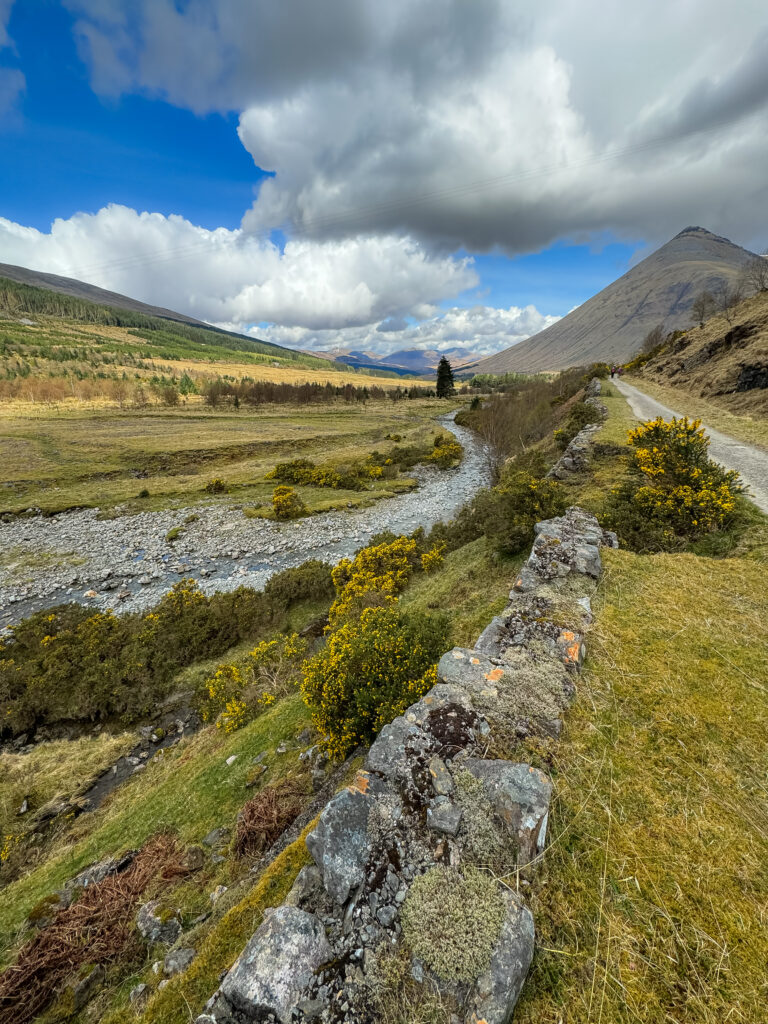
[472,227,758,373]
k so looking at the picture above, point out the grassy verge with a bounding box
[626,376,768,451]
[400,535,521,648]
[0,694,312,961]
[514,546,768,1024]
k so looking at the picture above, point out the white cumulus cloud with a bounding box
[0,204,477,335]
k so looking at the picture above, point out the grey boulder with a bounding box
[306,771,384,904]
[219,906,331,1024]
[164,946,197,976]
[136,900,182,945]
[468,890,535,1024]
[466,760,552,864]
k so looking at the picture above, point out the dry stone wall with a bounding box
[197,386,616,1024]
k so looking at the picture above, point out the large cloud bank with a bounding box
[2,1,767,354]
[62,0,768,252]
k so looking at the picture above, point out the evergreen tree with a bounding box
[435,355,455,397]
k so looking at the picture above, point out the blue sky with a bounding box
[1,1,765,356]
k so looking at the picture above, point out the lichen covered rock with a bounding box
[218,906,331,1024]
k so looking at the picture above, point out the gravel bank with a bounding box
[0,414,489,626]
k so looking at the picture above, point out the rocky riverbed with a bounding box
[0,414,489,627]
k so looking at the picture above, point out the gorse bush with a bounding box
[425,433,463,468]
[0,562,333,738]
[200,632,308,732]
[476,463,568,554]
[604,416,741,551]
[204,478,227,494]
[268,458,367,491]
[328,536,423,626]
[272,485,308,519]
[301,605,446,760]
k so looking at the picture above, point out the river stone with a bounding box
[219,906,331,1024]
[136,900,182,944]
[468,890,535,1024]
[465,760,552,864]
[306,771,385,904]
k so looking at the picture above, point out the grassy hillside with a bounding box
[0,277,411,409]
[516,546,768,1024]
[637,288,768,424]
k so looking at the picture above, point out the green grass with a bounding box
[0,399,448,515]
[514,547,768,1024]
[400,535,521,648]
[0,694,312,962]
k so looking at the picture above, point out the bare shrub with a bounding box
[234,781,305,859]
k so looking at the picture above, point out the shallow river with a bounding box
[0,414,489,627]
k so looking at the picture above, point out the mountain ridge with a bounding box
[470,227,758,373]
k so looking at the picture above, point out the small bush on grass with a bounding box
[204,478,227,494]
[272,485,308,519]
[553,399,603,451]
[200,633,308,732]
[301,605,447,760]
[603,416,741,551]
[474,454,567,555]
[234,780,306,859]
[425,433,463,468]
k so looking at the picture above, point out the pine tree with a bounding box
[435,355,455,398]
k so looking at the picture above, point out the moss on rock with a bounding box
[401,866,505,984]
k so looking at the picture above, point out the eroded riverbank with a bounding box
[0,414,489,626]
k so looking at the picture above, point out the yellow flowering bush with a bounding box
[272,485,308,519]
[329,537,421,626]
[605,416,742,550]
[425,433,464,468]
[301,605,447,760]
[421,542,446,573]
[199,632,308,732]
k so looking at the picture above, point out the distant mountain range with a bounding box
[470,227,758,373]
[327,346,481,376]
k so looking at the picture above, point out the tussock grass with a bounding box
[514,547,768,1023]
[0,732,135,859]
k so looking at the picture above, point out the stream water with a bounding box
[0,413,490,627]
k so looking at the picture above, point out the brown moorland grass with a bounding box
[0,399,449,514]
[514,547,768,1024]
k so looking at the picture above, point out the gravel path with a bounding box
[614,379,768,514]
[0,413,490,627]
